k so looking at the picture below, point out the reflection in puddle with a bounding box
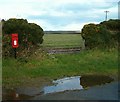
[43,75,114,94]
[81,75,114,88]
[43,76,83,94]
[2,89,33,100]
[2,75,114,100]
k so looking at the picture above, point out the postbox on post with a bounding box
[12,34,19,48]
[11,34,19,59]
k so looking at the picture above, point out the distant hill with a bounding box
[44,31,81,34]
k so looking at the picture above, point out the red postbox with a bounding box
[12,33,19,48]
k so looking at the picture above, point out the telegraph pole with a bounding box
[104,11,109,21]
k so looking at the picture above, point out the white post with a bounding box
[82,39,85,50]
[118,1,120,19]
[0,18,2,102]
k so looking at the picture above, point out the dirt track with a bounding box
[44,47,82,54]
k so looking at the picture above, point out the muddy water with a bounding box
[2,75,114,100]
[80,75,114,88]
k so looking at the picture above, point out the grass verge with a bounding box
[2,48,118,88]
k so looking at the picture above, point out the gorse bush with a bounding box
[2,18,44,58]
[100,19,120,31]
[81,19,119,49]
[100,19,120,46]
[81,23,111,49]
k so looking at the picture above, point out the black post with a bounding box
[14,48,16,59]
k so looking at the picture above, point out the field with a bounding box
[42,34,84,48]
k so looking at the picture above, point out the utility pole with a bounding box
[104,10,109,21]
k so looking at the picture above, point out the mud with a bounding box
[45,47,81,54]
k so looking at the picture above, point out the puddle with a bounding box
[43,75,114,94]
[2,75,114,100]
[43,76,83,94]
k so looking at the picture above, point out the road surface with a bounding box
[31,81,119,100]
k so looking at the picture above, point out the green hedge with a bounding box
[81,23,111,49]
[2,18,44,58]
[81,19,119,49]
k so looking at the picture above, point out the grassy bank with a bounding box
[42,34,83,48]
[3,48,118,88]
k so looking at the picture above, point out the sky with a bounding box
[0,0,119,31]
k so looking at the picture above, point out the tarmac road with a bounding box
[32,81,119,100]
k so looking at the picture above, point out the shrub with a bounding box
[100,19,120,47]
[2,18,44,58]
[81,23,111,49]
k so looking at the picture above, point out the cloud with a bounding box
[0,0,119,31]
[58,21,100,31]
